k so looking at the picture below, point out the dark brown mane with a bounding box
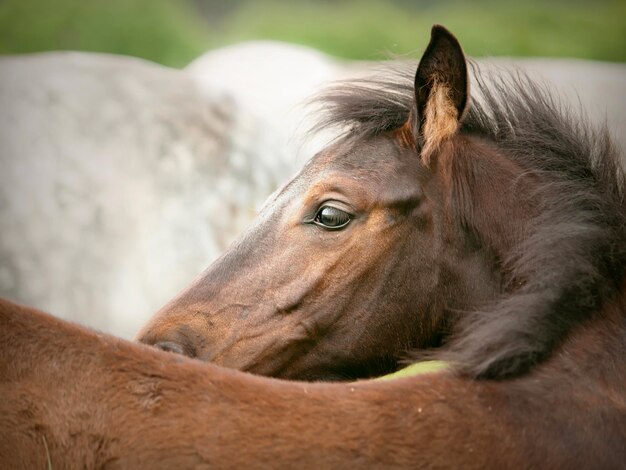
[313,62,626,378]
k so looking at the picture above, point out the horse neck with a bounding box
[426,138,536,317]
[439,138,540,268]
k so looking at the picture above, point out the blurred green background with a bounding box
[0,0,624,67]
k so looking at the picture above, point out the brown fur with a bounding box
[1,296,625,467]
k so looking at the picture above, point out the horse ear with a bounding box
[414,25,469,164]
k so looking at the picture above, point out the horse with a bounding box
[137,29,626,382]
[1,25,625,467]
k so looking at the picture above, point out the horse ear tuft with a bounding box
[414,25,469,165]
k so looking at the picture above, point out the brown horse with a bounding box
[1,25,625,467]
[137,28,626,383]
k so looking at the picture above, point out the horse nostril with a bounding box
[154,341,185,356]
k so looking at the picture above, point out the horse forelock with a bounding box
[312,61,626,379]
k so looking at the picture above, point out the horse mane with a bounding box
[312,61,626,379]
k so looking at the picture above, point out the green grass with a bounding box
[0,0,624,67]
[219,0,626,62]
[0,0,211,67]
[377,361,449,381]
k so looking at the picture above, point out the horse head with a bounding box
[138,26,625,381]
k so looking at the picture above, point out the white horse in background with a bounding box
[0,50,305,338]
[0,43,345,338]
[1,42,624,338]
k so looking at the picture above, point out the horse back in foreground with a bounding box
[1,292,625,468]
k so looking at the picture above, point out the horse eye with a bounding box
[314,206,351,230]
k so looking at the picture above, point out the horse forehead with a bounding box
[308,135,409,175]
[260,135,416,212]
